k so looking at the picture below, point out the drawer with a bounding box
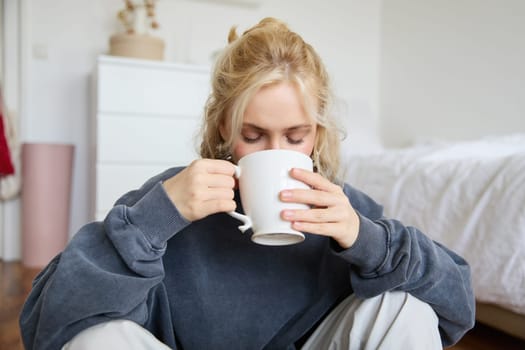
[97,61,210,116]
[95,163,176,217]
[97,113,200,164]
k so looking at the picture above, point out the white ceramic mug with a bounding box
[228,149,313,246]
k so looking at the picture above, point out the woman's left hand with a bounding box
[280,168,360,249]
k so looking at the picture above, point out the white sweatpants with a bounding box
[301,291,442,350]
[61,320,171,350]
[62,292,442,350]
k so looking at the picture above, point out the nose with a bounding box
[266,136,281,150]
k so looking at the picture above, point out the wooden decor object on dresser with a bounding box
[91,55,210,221]
[109,33,165,61]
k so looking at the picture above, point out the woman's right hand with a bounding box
[162,159,237,222]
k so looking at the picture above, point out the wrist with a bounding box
[336,211,360,249]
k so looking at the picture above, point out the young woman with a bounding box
[20,18,475,350]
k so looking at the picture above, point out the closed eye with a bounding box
[242,133,263,143]
[286,136,304,145]
[243,136,261,143]
[286,128,311,145]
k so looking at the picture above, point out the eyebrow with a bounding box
[242,123,313,132]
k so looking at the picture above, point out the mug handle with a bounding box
[227,165,252,233]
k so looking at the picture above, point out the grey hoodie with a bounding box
[20,166,475,349]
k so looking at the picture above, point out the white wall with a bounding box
[2,0,381,260]
[380,0,525,147]
[6,0,525,260]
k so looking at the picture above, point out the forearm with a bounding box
[19,182,189,350]
[335,213,475,346]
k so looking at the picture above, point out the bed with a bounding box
[342,133,525,339]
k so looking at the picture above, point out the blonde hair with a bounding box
[200,17,342,182]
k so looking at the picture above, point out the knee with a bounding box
[368,291,442,348]
[62,320,168,350]
[356,292,442,349]
[358,291,439,331]
[302,292,442,350]
[383,291,439,324]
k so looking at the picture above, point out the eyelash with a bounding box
[287,137,304,145]
[242,135,262,144]
[242,135,304,145]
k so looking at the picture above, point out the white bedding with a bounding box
[343,134,525,315]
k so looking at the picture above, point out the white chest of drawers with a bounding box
[91,56,210,220]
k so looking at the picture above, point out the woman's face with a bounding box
[222,82,318,162]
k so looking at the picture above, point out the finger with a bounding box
[281,207,342,223]
[203,159,236,175]
[188,159,235,176]
[289,168,339,192]
[200,199,237,216]
[186,162,235,189]
[203,188,235,201]
[280,188,341,207]
[291,218,359,248]
[188,187,234,204]
[290,221,338,237]
[206,174,236,189]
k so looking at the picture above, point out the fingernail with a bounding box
[282,210,293,219]
[281,190,292,199]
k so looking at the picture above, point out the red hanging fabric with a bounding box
[0,100,15,176]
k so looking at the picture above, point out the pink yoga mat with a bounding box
[21,143,75,268]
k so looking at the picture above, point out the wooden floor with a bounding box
[1,260,525,350]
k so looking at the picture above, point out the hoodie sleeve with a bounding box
[19,167,188,350]
[333,184,475,347]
